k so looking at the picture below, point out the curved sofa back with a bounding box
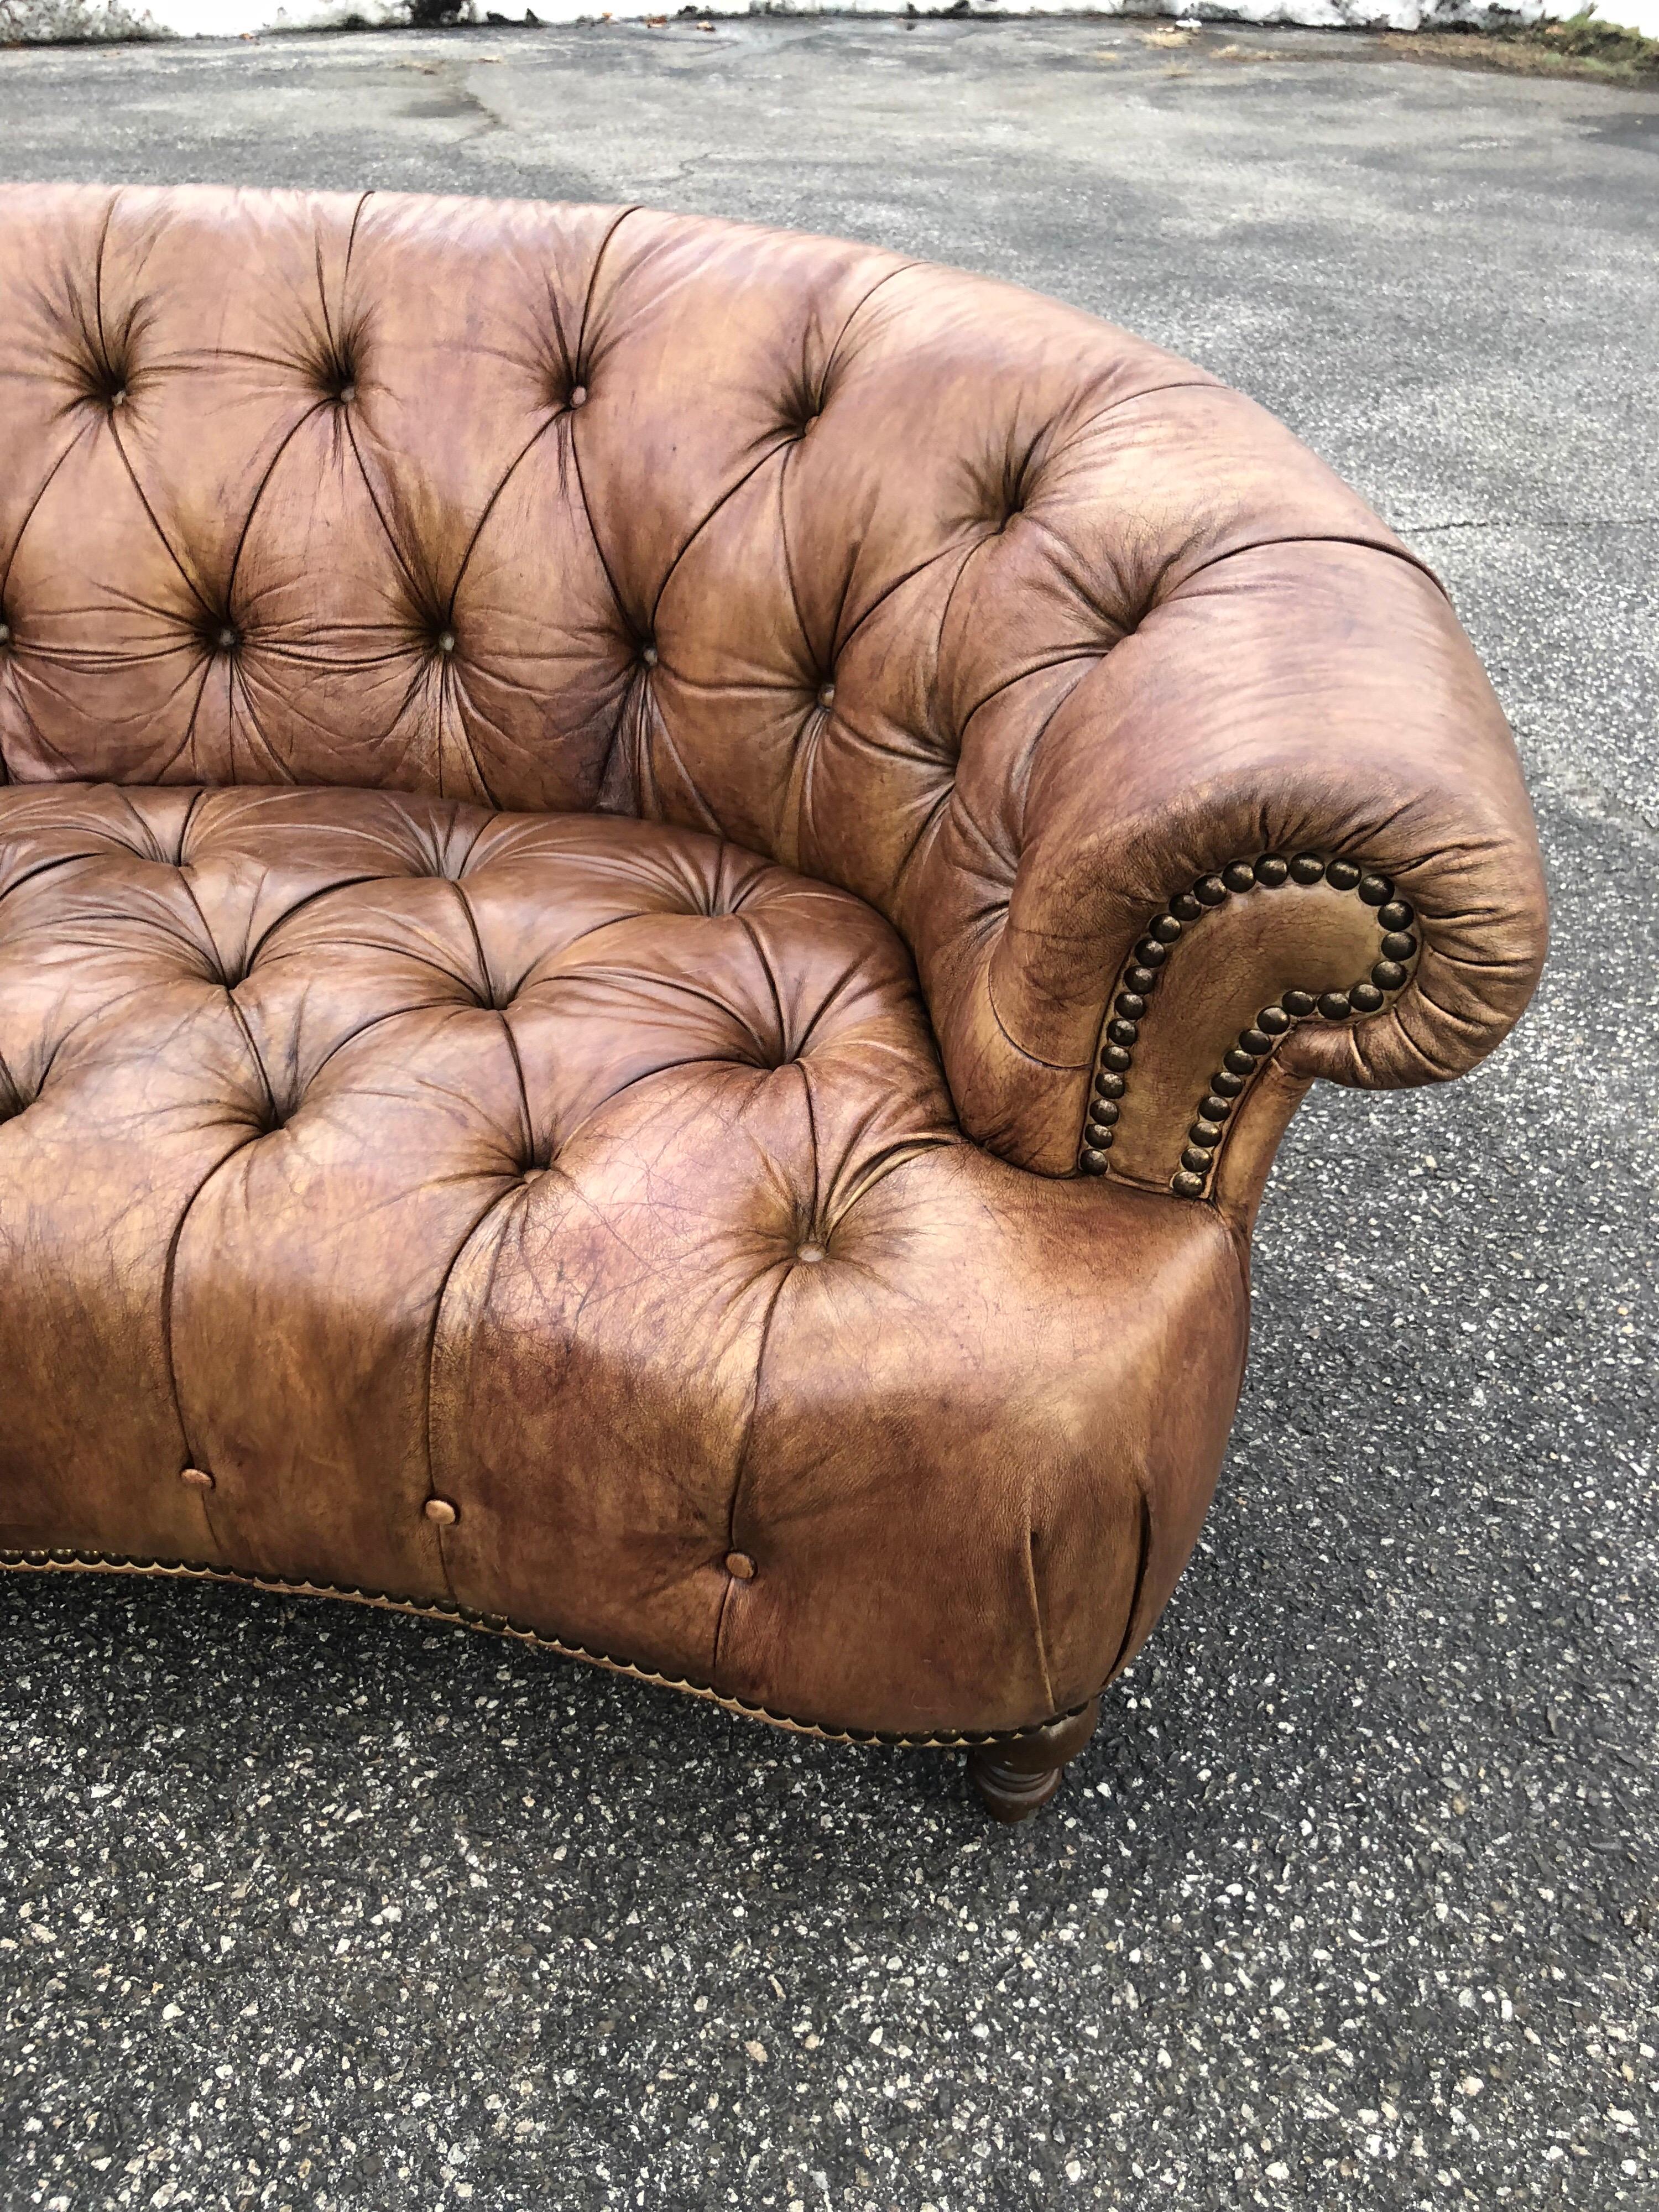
[0,187,1545,1169]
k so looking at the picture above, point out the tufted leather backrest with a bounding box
[0,185,1546,1172]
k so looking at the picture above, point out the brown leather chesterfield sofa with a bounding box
[0,185,1547,1821]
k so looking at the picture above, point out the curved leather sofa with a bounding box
[0,186,1547,1818]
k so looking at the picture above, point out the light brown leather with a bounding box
[0,185,1547,1741]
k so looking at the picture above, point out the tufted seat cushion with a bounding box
[0,780,1244,1736]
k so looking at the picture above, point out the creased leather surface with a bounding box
[0,185,1547,1734]
[0,185,1547,1178]
[0,783,1245,1734]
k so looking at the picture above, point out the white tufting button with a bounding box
[424,1497,458,1526]
[436,631,456,655]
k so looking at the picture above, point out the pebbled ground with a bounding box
[0,19,1655,2212]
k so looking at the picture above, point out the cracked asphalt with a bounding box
[1,18,1655,2212]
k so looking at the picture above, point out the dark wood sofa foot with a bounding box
[967,1699,1100,1823]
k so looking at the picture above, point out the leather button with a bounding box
[724,1551,756,1582]
[795,1243,826,1264]
[435,630,456,656]
[817,682,835,709]
[640,644,658,667]
[424,1497,458,1526]
[180,1467,215,1490]
[568,384,588,408]
[216,627,239,653]
[0,622,9,646]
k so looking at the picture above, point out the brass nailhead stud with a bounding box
[1378,901,1414,932]
[180,1467,215,1490]
[1326,859,1361,891]
[1254,854,1290,887]
[725,1551,757,1582]
[1289,853,1326,885]
[1222,860,1256,894]
[1172,1170,1207,1199]
[424,1497,458,1526]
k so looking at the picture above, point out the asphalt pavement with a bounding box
[0,19,1654,2211]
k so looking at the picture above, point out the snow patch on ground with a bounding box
[3,0,1656,53]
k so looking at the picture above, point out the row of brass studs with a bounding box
[1077,853,1420,1193]
[0,1548,1090,1753]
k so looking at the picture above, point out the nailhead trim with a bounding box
[0,1548,1093,1754]
[1078,853,1420,1196]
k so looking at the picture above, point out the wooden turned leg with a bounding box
[967,1698,1100,1824]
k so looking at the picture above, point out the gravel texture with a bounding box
[1,19,1655,2211]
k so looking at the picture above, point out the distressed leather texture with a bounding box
[0,185,1547,1739]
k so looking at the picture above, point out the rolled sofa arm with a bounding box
[920,532,1550,1202]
